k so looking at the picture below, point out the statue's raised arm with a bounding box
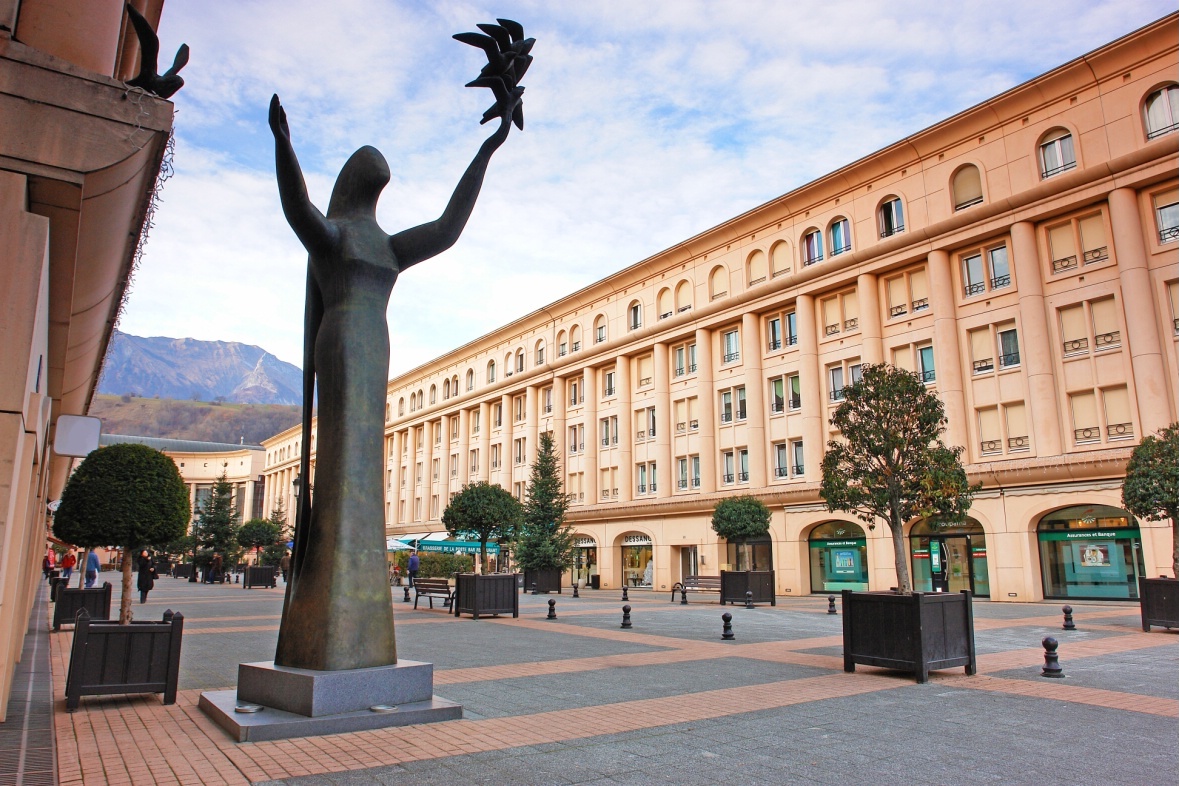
[269,94,337,255]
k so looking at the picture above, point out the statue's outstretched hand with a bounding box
[269,94,290,142]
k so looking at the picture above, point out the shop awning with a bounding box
[386,538,415,551]
[417,539,499,555]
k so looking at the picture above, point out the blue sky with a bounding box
[119,0,1176,376]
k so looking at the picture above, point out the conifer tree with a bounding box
[516,432,576,572]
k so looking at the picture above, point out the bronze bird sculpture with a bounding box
[454,18,533,129]
[125,3,189,99]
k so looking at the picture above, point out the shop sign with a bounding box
[809,539,865,548]
[1038,529,1139,541]
[418,539,499,554]
[576,537,597,547]
[623,534,652,545]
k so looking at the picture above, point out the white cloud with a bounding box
[123,0,1176,379]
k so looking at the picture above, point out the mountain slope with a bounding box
[89,395,301,444]
[98,331,302,405]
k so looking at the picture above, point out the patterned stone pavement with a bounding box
[29,572,1179,786]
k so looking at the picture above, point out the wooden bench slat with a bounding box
[413,579,454,610]
[670,576,722,600]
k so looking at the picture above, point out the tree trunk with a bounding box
[890,506,911,594]
[1170,507,1178,579]
[77,548,89,589]
[119,551,133,624]
[480,542,488,574]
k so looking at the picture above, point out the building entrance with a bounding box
[910,519,989,597]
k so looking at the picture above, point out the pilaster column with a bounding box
[584,368,599,503]
[438,415,451,504]
[478,402,491,483]
[457,408,470,489]
[408,425,421,521]
[525,385,538,469]
[499,393,513,488]
[695,328,717,493]
[422,419,435,520]
[551,376,567,465]
[796,295,823,479]
[926,249,968,451]
[1009,221,1063,456]
[857,273,883,364]
[616,358,633,501]
[740,313,767,487]
[653,342,672,499]
[1108,187,1173,435]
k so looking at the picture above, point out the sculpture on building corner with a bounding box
[270,21,531,671]
[124,4,189,99]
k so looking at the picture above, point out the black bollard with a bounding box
[547,599,557,620]
[721,612,735,640]
[403,586,411,603]
[1041,637,1064,678]
[621,604,632,629]
[1062,605,1076,631]
[234,574,240,584]
[744,590,754,609]
[531,582,538,596]
[572,582,580,599]
[827,595,837,615]
[680,587,688,605]
[622,585,629,602]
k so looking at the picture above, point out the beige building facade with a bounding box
[261,422,315,531]
[377,17,1178,603]
[0,1,175,718]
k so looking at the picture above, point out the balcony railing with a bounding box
[768,338,781,351]
[676,422,686,433]
[792,464,804,476]
[678,479,688,490]
[601,490,610,500]
[603,387,615,397]
[689,419,699,430]
[612,436,618,445]
[738,472,748,482]
[639,376,652,387]
[602,437,610,446]
[611,489,619,498]
[889,304,907,318]
[1052,255,1078,273]
[558,346,567,357]
[1074,426,1101,443]
[577,492,584,501]
[990,274,1011,289]
[691,477,701,488]
[1083,247,1108,264]
[973,358,994,374]
[719,413,733,424]
[1094,331,1120,349]
[629,321,641,331]
[775,466,788,478]
[829,388,844,402]
[544,404,552,413]
[913,298,930,312]
[572,341,581,351]
[1159,226,1179,244]
[660,311,673,320]
[1063,338,1089,354]
[636,430,646,441]
[831,242,851,256]
[963,281,986,297]
[636,484,646,494]
[824,324,840,336]
[804,252,823,265]
[789,394,801,410]
[880,223,904,238]
[678,305,692,313]
[1008,435,1029,451]
[491,460,500,468]
[723,352,740,363]
[920,369,936,383]
[1174,317,1179,334]
[688,363,697,373]
[722,474,735,484]
[675,367,685,377]
[1147,121,1179,139]
[787,334,798,346]
[1042,160,1076,178]
[844,318,859,331]
[1107,422,1133,439]
[980,439,1002,454]
[955,195,984,210]
[770,399,784,414]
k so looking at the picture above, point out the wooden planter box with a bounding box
[1139,577,1179,632]
[453,573,519,619]
[49,575,70,602]
[720,570,776,606]
[53,583,113,631]
[842,589,976,684]
[243,565,278,589]
[523,568,563,594]
[65,608,184,710]
[171,564,194,579]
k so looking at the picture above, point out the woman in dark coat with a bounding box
[137,550,156,604]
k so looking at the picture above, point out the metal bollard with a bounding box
[572,582,580,599]
[621,604,632,629]
[680,587,688,605]
[234,574,240,584]
[827,595,837,615]
[1041,637,1064,678]
[531,582,538,596]
[744,590,754,609]
[1062,605,1076,631]
[721,612,735,640]
[547,599,557,620]
[403,586,411,603]
[622,586,629,602]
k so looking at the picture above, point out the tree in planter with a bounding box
[238,518,283,563]
[442,482,523,572]
[516,432,576,577]
[1122,422,1179,578]
[820,363,975,594]
[193,471,241,578]
[711,496,772,570]
[52,443,189,623]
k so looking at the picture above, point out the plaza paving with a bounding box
[20,571,1179,785]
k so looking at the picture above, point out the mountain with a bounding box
[89,395,301,444]
[98,331,303,405]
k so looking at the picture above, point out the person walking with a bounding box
[43,553,53,581]
[61,550,77,581]
[85,550,100,588]
[407,550,420,587]
[137,550,156,604]
[279,551,291,583]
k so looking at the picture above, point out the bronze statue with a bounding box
[125,3,189,99]
[271,21,528,671]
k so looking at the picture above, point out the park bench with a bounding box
[413,578,454,610]
[670,575,721,601]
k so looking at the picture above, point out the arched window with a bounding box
[417,389,424,409]
[809,521,869,593]
[557,330,568,357]
[1037,505,1143,600]
[627,300,642,331]
[410,393,416,412]
[708,266,728,301]
[802,229,823,265]
[534,339,545,365]
[593,315,607,344]
[385,403,391,422]
[570,324,582,351]
[1144,84,1179,139]
[829,217,851,256]
[452,375,459,394]
[398,397,405,416]
[429,385,436,404]
[656,288,672,319]
[675,280,692,312]
[515,349,525,372]
[952,165,983,211]
[443,380,450,399]
[1039,128,1075,178]
[487,360,496,383]
[770,241,791,277]
[465,369,474,391]
[746,249,767,285]
[878,196,904,238]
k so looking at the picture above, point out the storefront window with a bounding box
[621,534,653,587]
[809,521,868,592]
[909,518,989,597]
[1038,505,1144,600]
[724,536,773,571]
[573,538,598,588]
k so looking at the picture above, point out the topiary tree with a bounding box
[820,363,975,594]
[53,443,189,623]
[442,481,523,572]
[1122,422,1179,578]
[711,496,772,540]
[516,432,576,573]
[238,518,283,563]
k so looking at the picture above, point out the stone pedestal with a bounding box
[198,659,462,742]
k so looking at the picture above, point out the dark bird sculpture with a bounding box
[454,18,533,129]
[125,3,189,99]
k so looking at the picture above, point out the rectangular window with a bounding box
[822,297,840,336]
[678,458,688,490]
[604,371,616,397]
[774,443,788,478]
[791,440,805,476]
[736,387,747,420]
[569,380,581,405]
[675,346,685,376]
[788,374,801,410]
[963,254,986,296]
[887,276,907,317]
[611,416,619,444]
[638,355,653,387]
[723,330,740,363]
[469,449,479,474]
[978,407,1001,454]
[892,346,915,372]
[559,342,567,357]
[1070,392,1100,443]
[1157,191,1179,243]
[910,268,929,311]
[720,391,733,423]
[688,397,699,430]
[770,378,785,413]
[768,317,782,351]
[1060,305,1088,354]
[629,304,641,330]
[494,403,503,427]
[998,327,1020,367]
[636,463,647,494]
[917,345,935,383]
[600,418,610,446]
[829,366,844,401]
[1170,281,1179,335]
[880,198,904,237]
[536,347,545,365]
[471,411,480,434]
[970,328,994,374]
[687,344,697,372]
[1005,402,1029,451]
[722,451,735,485]
[849,363,863,385]
[691,455,701,487]
[491,443,501,468]
[1090,299,1120,350]
[647,406,657,437]
[738,449,749,482]
[830,219,851,255]
[988,246,1010,289]
[785,312,798,345]
[1102,387,1133,440]
[1049,223,1078,273]
[842,290,859,331]
[1079,214,1108,264]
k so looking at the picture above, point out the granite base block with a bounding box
[237,659,433,716]
[198,689,463,742]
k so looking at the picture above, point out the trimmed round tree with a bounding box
[711,496,771,540]
[1122,422,1179,578]
[53,443,189,623]
[238,518,283,563]
[820,363,975,594]
[442,481,523,572]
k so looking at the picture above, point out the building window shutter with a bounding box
[1102,386,1131,426]
[978,408,1000,444]
[1005,402,1027,438]
[842,290,859,322]
[1048,224,1076,264]
[1079,215,1106,257]
[969,329,992,365]
[1070,392,1098,430]
[909,268,928,302]
[1090,298,1118,337]
[891,346,914,371]
[1059,305,1086,344]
